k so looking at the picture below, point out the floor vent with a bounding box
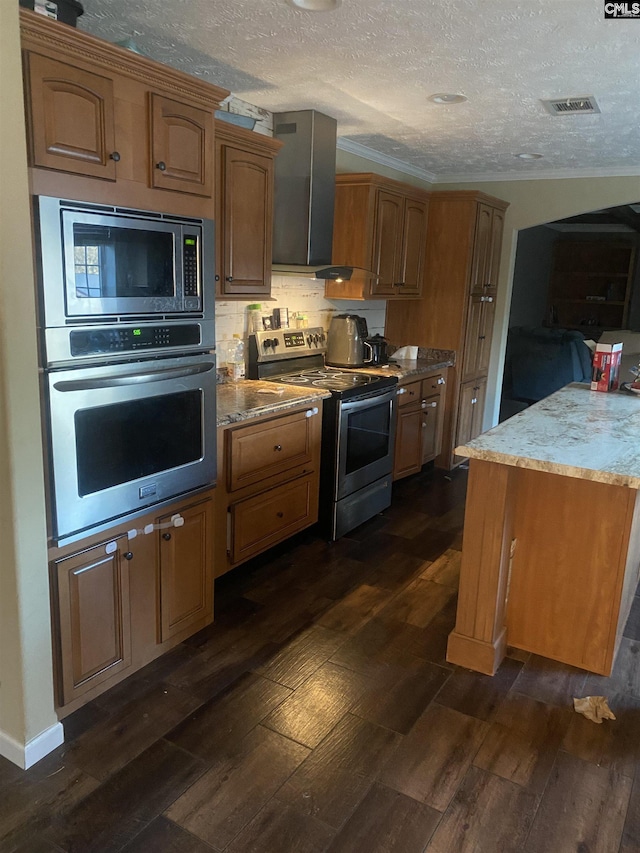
[541,96,601,115]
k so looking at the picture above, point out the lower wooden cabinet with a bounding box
[393,371,447,481]
[216,403,323,576]
[50,490,215,713]
[158,498,214,642]
[456,376,487,453]
[54,536,132,706]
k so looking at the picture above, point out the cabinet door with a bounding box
[54,536,131,705]
[394,404,423,480]
[486,206,505,292]
[26,53,117,180]
[399,197,428,296]
[158,497,214,642]
[456,378,487,452]
[371,190,404,295]
[150,94,213,196]
[462,295,495,381]
[421,396,441,464]
[469,203,494,294]
[219,146,273,296]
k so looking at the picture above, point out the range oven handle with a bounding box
[52,361,215,392]
[339,386,397,414]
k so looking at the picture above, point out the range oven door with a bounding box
[335,387,397,500]
[46,353,216,543]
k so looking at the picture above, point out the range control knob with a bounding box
[272,337,280,349]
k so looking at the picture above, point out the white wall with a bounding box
[0,3,62,769]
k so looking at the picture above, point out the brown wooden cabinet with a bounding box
[216,404,323,576]
[385,191,508,469]
[328,173,428,300]
[546,239,636,334]
[157,496,214,642]
[215,122,282,297]
[53,535,132,706]
[393,371,447,481]
[20,10,228,217]
[50,490,215,714]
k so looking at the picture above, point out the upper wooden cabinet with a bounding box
[20,10,228,216]
[385,191,509,469]
[328,173,429,300]
[25,52,118,180]
[149,94,214,197]
[215,121,282,297]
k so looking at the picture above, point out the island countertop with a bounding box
[456,382,640,490]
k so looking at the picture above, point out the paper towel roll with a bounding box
[393,345,418,360]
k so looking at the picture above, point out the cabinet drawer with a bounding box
[229,474,317,564]
[396,378,422,407]
[421,373,446,396]
[226,408,315,491]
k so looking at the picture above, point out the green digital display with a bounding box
[133,329,141,336]
[185,238,196,246]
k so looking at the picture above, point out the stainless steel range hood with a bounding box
[272,110,349,278]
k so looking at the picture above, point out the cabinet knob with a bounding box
[124,551,133,560]
[162,532,172,541]
[274,444,282,451]
[215,275,220,282]
[397,387,407,395]
[437,377,445,385]
[156,161,167,171]
[110,151,121,162]
[226,276,234,282]
[479,335,486,340]
[276,511,284,518]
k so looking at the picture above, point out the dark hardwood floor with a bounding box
[2,466,639,853]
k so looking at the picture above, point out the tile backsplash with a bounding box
[216,274,387,351]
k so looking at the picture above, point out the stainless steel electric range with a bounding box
[248,327,398,540]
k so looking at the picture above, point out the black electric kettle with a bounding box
[366,334,389,366]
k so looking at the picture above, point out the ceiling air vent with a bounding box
[541,96,600,116]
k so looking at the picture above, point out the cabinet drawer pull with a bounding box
[274,444,282,451]
[479,335,486,340]
[109,151,121,162]
[437,377,446,385]
[124,551,134,560]
[162,532,172,541]
[226,276,234,282]
[397,387,407,395]
[305,407,319,417]
[156,161,167,171]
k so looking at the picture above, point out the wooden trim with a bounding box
[215,120,283,156]
[20,9,229,109]
[335,171,429,201]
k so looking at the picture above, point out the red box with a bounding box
[591,342,623,392]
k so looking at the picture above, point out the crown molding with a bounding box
[435,165,640,183]
[336,138,437,184]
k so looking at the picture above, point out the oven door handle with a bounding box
[52,361,215,392]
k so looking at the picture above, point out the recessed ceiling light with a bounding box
[429,93,467,105]
[515,152,543,160]
[287,0,341,9]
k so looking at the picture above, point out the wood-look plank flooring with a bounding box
[2,466,639,852]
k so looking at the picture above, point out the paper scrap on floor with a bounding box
[573,695,616,723]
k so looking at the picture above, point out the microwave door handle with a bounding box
[52,362,214,392]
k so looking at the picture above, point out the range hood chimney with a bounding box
[272,110,348,278]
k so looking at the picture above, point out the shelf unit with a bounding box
[547,240,636,334]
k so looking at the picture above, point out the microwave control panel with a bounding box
[69,324,202,357]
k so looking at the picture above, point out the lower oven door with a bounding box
[46,352,216,543]
[335,387,397,500]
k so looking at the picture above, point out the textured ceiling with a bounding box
[79,0,640,182]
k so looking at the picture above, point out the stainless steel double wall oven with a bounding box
[34,196,217,545]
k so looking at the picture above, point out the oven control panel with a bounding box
[69,323,202,357]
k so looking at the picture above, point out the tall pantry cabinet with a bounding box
[385,191,508,469]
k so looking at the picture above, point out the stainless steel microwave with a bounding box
[34,196,215,328]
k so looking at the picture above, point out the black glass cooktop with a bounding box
[270,368,397,398]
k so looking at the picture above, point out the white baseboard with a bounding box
[0,721,64,769]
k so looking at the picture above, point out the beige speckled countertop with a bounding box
[217,380,331,427]
[457,382,640,489]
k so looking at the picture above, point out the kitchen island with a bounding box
[447,383,640,676]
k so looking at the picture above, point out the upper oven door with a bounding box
[335,387,397,500]
[46,353,217,543]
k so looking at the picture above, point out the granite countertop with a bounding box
[355,348,456,381]
[217,380,331,427]
[457,382,640,489]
